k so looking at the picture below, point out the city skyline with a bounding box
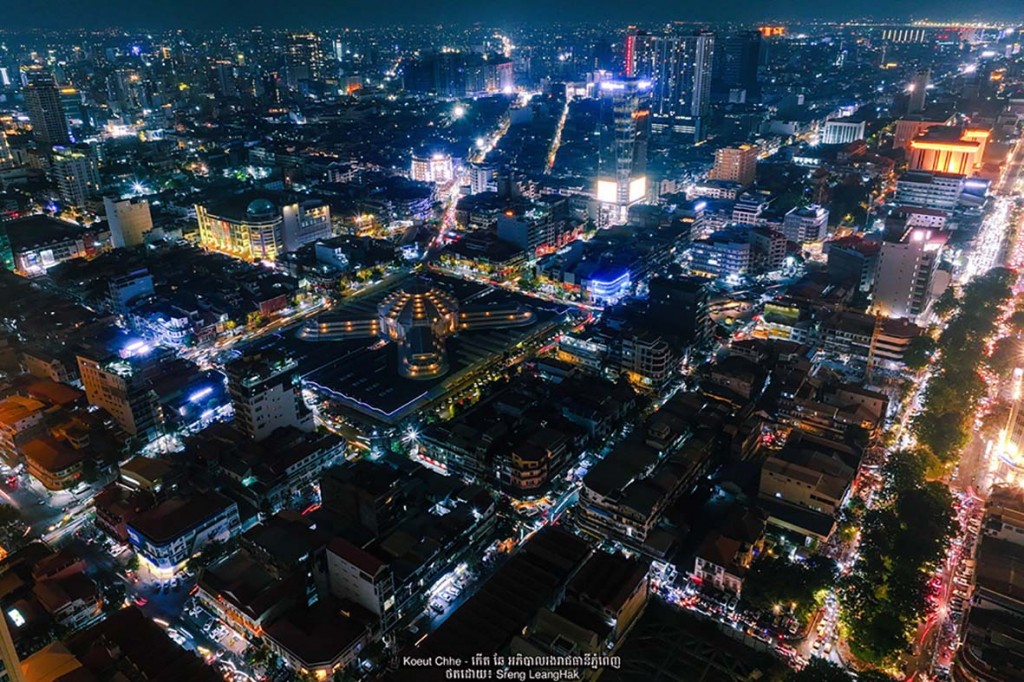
[4,2,1024,30]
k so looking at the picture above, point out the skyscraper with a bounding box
[908,68,930,113]
[627,28,714,141]
[715,30,761,95]
[51,147,100,208]
[873,227,948,322]
[23,73,70,148]
[105,196,153,248]
[284,33,324,89]
[596,79,650,222]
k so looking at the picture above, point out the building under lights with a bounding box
[410,151,455,184]
[625,27,715,140]
[595,79,651,223]
[126,492,241,574]
[908,127,989,175]
[872,227,949,322]
[196,194,331,261]
[299,279,535,380]
[76,342,162,440]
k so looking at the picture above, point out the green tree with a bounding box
[785,659,852,682]
[902,335,936,371]
[742,555,836,625]
[931,288,959,320]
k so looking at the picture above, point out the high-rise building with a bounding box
[225,349,313,441]
[908,68,930,113]
[51,147,100,208]
[873,227,949,322]
[596,79,650,222]
[284,33,323,89]
[23,73,70,148]
[77,345,161,440]
[627,29,714,141]
[782,205,829,244]
[104,196,153,248]
[648,276,712,347]
[715,30,761,95]
[709,144,758,187]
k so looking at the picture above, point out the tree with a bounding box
[785,659,852,682]
[742,555,836,625]
[0,505,28,554]
[902,335,936,371]
[988,337,1023,377]
[932,288,959,320]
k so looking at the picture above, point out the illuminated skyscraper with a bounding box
[626,28,714,141]
[23,73,70,148]
[596,79,650,222]
[284,33,324,89]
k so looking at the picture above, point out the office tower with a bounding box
[873,227,949,322]
[52,147,100,208]
[782,205,829,244]
[709,144,758,187]
[596,79,650,222]
[715,30,761,94]
[284,33,323,89]
[627,29,714,141]
[0,131,11,168]
[225,349,313,441]
[77,346,161,439]
[908,68,930,113]
[648,276,712,347]
[105,196,153,248]
[23,73,70,148]
[0,613,24,682]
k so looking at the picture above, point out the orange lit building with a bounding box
[908,128,989,175]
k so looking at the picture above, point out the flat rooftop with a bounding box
[291,272,571,425]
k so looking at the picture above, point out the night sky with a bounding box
[4,0,1023,30]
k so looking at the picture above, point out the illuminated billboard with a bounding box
[628,177,647,203]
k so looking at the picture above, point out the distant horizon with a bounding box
[3,0,1023,32]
